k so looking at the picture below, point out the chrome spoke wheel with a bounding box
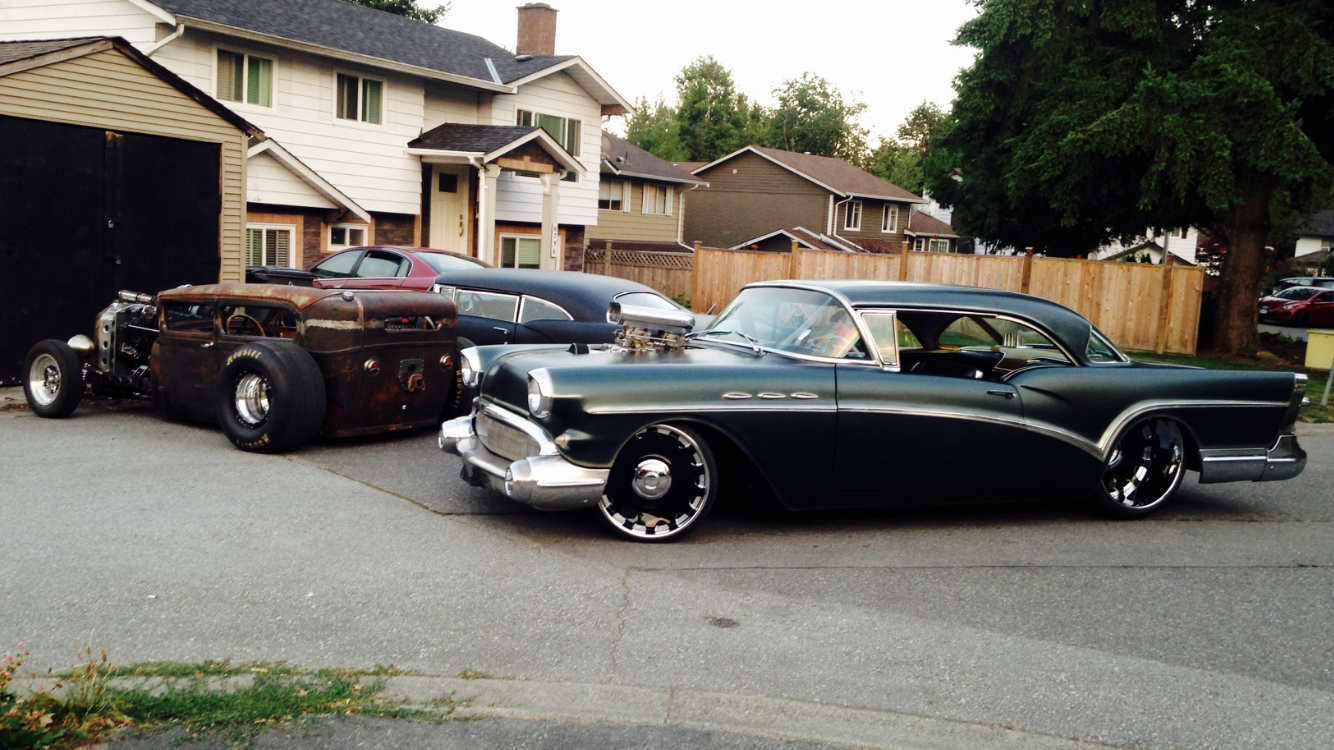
[599,424,713,541]
[1101,418,1185,512]
[233,372,272,427]
[27,353,61,407]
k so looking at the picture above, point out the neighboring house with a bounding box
[588,131,707,252]
[684,146,926,252]
[1092,227,1200,265]
[905,210,959,253]
[1295,210,1334,267]
[731,226,864,253]
[0,0,633,274]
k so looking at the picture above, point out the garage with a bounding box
[0,37,258,384]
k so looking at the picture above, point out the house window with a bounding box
[642,184,673,215]
[500,235,542,269]
[930,238,950,253]
[1177,227,1189,239]
[336,73,383,124]
[217,49,273,107]
[599,179,624,211]
[881,205,898,233]
[329,224,367,252]
[844,200,862,231]
[246,225,293,267]
[516,109,580,156]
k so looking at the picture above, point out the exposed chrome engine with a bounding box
[607,302,697,352]
[84,290,159,393]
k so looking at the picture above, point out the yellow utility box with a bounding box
[1307,329,1334,370]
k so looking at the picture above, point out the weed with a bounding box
[1,644,65,750]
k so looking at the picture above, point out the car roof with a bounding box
[433,269,669,320]
[750,279,1096,358]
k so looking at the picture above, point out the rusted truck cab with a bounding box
[152,284,457,447]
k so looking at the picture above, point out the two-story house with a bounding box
[683,146,928,253]
[1,0,633,276]
[589,131,707,253]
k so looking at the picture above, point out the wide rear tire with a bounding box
[215,341,326,453]
[23,340,84,418]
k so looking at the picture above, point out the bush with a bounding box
[1,645,65,750]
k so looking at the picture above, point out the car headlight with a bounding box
[527,370,553,418]
[1282,303,1299,310]
[459,347,480,387]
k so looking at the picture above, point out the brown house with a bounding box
[587,131,708,252]
[905,210,960,253]
[684,146,926,251]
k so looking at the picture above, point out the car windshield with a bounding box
[415,252,488,273]
[1274,287,1319,301]
[700,287,869,360]
[614,291,677,310]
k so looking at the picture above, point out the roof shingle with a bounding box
[0,38,102,66]
[702,146,923,203]
[906,210,957,238]
[602,132,706,185]
[409,123,541,153]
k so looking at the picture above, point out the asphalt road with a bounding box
[2,398,1331,750]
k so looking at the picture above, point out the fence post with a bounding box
[692,241,703,312]
[1155,253,1177,354]
[789,240,800,279]
[1020,248,1034,295]
[899,247,911,281]
[601,240,612,276]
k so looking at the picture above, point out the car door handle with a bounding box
[987,390,1015,399]
[201,342,214,349]
[493,327,508,334]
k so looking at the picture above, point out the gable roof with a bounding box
[1297,209,1334,239]
[601,132,707,186]
[695,146,925,203]
[0,36,262,138]
[732,227,863,253]
[406,122,583,173]
[905,210,957,238]
[148,0,632,109]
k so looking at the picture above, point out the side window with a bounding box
[456,290,519,322]
[163,303,214,334]
[938,317,997,348]
[859,312,899,366]
[219,304,297,338]
[520,297,573,324]
[313,251,361,279]
[1087,329,1128,363]
[356,251,407,278]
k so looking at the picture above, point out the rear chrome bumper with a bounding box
[1198,433,1306,484]
[439,412,608,511]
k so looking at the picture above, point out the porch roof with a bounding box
[406,123,583,173]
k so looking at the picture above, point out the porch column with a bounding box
[477,163,501,265]
[539,171,561,270]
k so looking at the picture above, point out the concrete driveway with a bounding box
[1,398,1331,749]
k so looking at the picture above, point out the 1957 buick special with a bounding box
[440,281,1308,542]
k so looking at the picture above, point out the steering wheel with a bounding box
[225,313,266,337]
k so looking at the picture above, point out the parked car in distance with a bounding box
[1267,276,1334,295]
[1259,286,1334,327]
[23,284,458,452]
[246,246,491,290]
[440,280,1308,542]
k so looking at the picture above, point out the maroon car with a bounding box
[311,246,490,290]
[1259,286,1334,327]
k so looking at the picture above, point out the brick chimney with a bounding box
[516,3,557,56]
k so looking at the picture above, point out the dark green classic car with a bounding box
[440,280,1308,542]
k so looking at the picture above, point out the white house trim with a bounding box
[504,56,635,114]
[248,140,372,223]
[405,129,583,175]
[128,0,177,25]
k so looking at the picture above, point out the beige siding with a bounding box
[685,151,829,248]
[0,48,250,281]
[0,0,159,45]
[586,179,679,244]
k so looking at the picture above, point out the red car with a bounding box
[1259,286,1334,327]
[310,246,490,290]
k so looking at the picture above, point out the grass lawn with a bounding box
[1129,350,1334,423]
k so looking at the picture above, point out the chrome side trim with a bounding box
[723,392,753,400]
[757,392,786,399]
[1198,448,1266,483]
[587,404,837,415]
[791,392,819,399]
[1023,421,1103,458]
[839,405,1027,431]
[1094,399,1286,456]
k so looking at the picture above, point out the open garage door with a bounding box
[0,116,221,385]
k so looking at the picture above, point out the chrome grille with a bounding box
[475,410,540,462]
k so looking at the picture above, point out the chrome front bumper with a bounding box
[1198,433,1307,484]
[439,410,608,511]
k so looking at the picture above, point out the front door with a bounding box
[430,165,470,254]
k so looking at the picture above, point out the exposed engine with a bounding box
[76,290,159,394]
[607,302,697,352]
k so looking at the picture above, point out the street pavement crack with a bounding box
[608,567,631,684]
[294,460,456,519]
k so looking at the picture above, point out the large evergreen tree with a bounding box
[928,0,1334,354]
[768,74,869,166]
[624,96,689,162]
[673,57,755,162]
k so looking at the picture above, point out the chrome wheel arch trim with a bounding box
[1092,399,1285,457]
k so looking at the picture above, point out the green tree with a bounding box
[624,96,689,162]
[928,0,1334,354]
[867,139,923,193]
[768,73,869,165]
[896,101,949,155]
[343,0,450,24]
[673,56,751,161]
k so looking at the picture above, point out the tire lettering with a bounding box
[227,349,261,366]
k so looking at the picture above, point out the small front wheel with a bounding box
[597,424,717,542]
[23,340,84,418]
[1092,417,1185,518]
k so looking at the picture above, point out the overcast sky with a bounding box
[442,0,982,143]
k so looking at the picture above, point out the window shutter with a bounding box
[217,51,243,101]
[362,79,382,124]
[622,180,631,212]
[247,57,272,106]
[271,229,291,267]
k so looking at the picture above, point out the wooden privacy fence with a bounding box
[585,243,1205,354]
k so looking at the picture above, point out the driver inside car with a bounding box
[801,306,862,358]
